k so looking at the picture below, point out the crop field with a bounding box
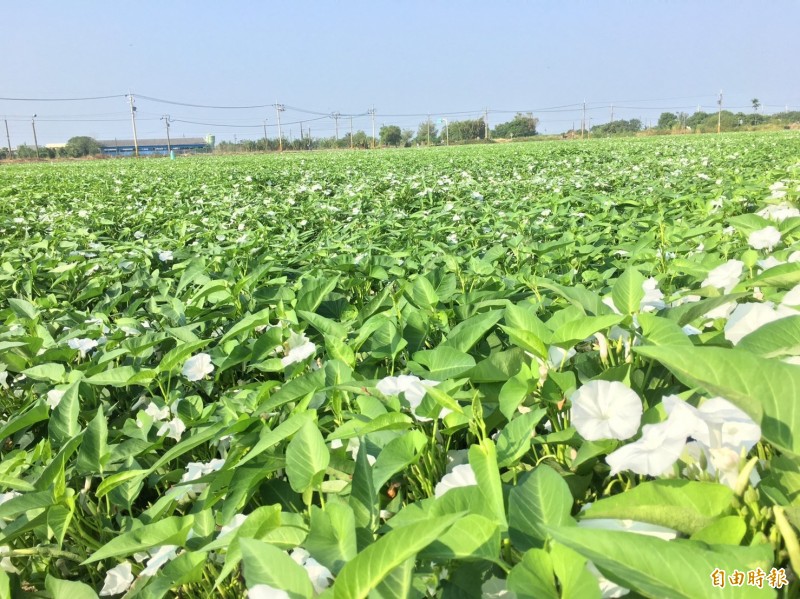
[2,132,800,598]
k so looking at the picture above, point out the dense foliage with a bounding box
[1,133,800,597]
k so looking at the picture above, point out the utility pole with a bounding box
[331,112,341,142]
[31,115,39,159]
[581,100,586,140]
[128,93,139,157]
[717,90,723,134]
[439,118,449,146]
[161,115,172,153]
[349,116,353,149]
[368,108,376,149]
[263,118,268,151]
[427,114,431,146]
[610,104,614,124]
[4,119,12,159]
[484,107,489,139]
[275,103,285,152]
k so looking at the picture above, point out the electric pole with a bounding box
[484,107,489,139]
[331,112,341,142]
[275,103,285,152]
[4,119,12,159]
[31,115,39,159]
[161,115,172,153]
[427,114,431,146]
[128,93,139,157]
[581,100,586,140]
[349,116,353,149]
[717,90,723,134]
[263,118,268,151]
[368,108,376,149]
[610,104,614,124]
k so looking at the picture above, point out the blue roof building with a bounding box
[98,137,210,157]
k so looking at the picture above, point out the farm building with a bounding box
[97,136,212,157]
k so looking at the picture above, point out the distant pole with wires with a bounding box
[275,103,285,151]
[331,112,341,142]
[610,104,614,124]
[427,114,431,146]
[717,90,723,134]
[31,115,39,159]
[5,119,12,159]
[161,115,172,153]
[263,118,268,151]
[581,100,586,140]
[349,116,353,149]
[368,108,376,149]
[128,93,139,157]
[484,107,489,139]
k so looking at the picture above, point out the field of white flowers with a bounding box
[1,132,800,598]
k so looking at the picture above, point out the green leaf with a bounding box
[297,276,339,313]
[350,440,378,536]
[156,339,212,373]
[332,514,460,599]
[240,538,316,598]
[419,514,500,561]
[507,548,559,599]
[372,430,427,490]
[84,365,138,387]
[637,312,692,347]
[509,465,573,551]
[580,480,734,535]
[549,542,601,599]
[550,314,623,346]
[499,325,548,359]
[635,346,796,454]
[408,346,475,381]
[409,275,439,310]
[238,411,315,467]
[49,380,81,448]
[443,309,504,352]
[306,503,358,575]
[612,268,645,314]
[286,419,330,494]
[747,262,800,288]
[45,574,99,599]
[22,362,66,383]
[219,308,272,345]
[299,310,348,340]
[549,525,774,599]
[328,413,413,441]
[83,515,194,563]
[76,406,109,476]
[8,298,39,320]
[496,409,546,467]
[469,440,507,530]
[737,315,800,358]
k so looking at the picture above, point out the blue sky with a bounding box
[2,0,798,145]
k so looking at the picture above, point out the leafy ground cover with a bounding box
[1,132,800,598]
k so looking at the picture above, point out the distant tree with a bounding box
[657,112,678,129]
[16,144,37,159]
[448,118,485,142]
[65,136,101,157]
[751,98,761,125]
[493,113,538,138]
[401,129,414,147]
[416,120,439,145]
[379,125,402,147]
[591,119,642,136]
[685,111,710,129]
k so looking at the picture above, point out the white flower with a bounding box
[702,260,744,293]
[290,548,333,594]
[179,458,225,496]
[577,518,678,541]
[141,545,178,577]
[100,562,134,596]
[0,371,7,389]
[182,353,214,381]
[757,203,800,222]
[157,417,186,442]
[446,233,458,245]
[376,374,445,420]
[783,285,800,307]
[605,417,688,476]
[434,463,478,498]
[68,337,98,357]
[757,256,784,271]
[748,226,781,251]
[640,278,666,312]
[548,346,576,369]
[249,585,291,599]
[134,231,145,239]
[724,302,795,345]
[570,381,643,441]
[281,332,316,367]
[219,513,248,539]
[158,250,174,262]
[586,561,629,598]
[46,388,65,410]
[144,402,170,421]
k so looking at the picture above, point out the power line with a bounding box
[0,94,126,101]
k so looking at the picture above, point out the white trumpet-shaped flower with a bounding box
[748,226,781,251]
[570,380,643,441]
[280,332,316,367]
[723,302,796,345]
[182,353,214,381]
[701,259,744,293]
[68,337,98,357]
[141,545,179,577]
[434,463,478,498]
[376,374,446,421]
[605,415,688,477]
[290,548,333,594]
[99,562,134,596]
[157,417,186,442]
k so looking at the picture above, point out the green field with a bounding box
[1,132,800,597]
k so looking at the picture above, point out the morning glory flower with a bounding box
[141,545,179,577]
[280,331,316,367]
[782,285,800,307]
[68,337,98,357]
[218,513,248,539]
[434,463,478,498]
[757,203,800,222]
[46,388,65,410]
[548,346,577,369]
[157,417,186,442]
[577,517,678,541]
[748,226,781,251]
[134,231,145,239]
[723,302,796,345]
[182,353,214,381]
[376,374,446,420]
[605,417,688,476]
[570,380,643,441]
[290,548,333,594]
[249,585,291,599]
[701,259,744,293]
[144,402,170,422]
[158,250,174,262]
[99,562,134,596]
[640,278,666,312]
